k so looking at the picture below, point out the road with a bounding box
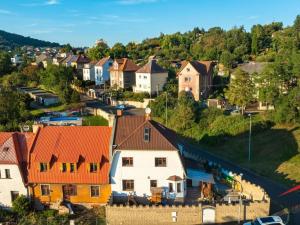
[182,141,300,224]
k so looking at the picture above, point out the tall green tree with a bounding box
[110,43,128,58]
[225,69,255,114]
[87,42,110,60]
[0,51,13,76]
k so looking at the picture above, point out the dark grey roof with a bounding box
[136,60,167,74]
[239,62,269,75]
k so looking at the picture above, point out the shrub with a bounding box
[12,195,31,217]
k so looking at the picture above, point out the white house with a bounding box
[0,132,34,207]
[83,61,97,82]
[110,115,186,201]
[134,59,168,95]
[94,57,113,86]
[10,55,23,65]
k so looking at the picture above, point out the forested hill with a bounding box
[0,30,60,49]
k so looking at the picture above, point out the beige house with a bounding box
[177,61,214,101]
[110,58,140,90]
[133,59,168,95]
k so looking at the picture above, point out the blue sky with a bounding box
[0,0,300,47]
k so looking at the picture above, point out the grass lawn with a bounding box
[83,116,108,126]
[202,124,300,187]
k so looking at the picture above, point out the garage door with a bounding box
[202,207,216,224]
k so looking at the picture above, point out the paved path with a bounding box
[182,141,300,225]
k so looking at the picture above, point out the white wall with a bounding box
[0,164,27,207]
[83,67,95,81]
[134,72,168,95]
[95,59,113,85]
[110,150,186,198]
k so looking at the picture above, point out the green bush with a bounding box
[12,195,31,216]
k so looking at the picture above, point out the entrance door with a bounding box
[202,207,216,224]
[11,191,19,202]
[62,185,76,201]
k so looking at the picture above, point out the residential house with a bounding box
[134,58,168,95]
[110,58,140,89]
[110,115,186,201]
[10,55,23,65]
[0,132,35,207]
[177,61,214,101]
[83,61,97,82]
[94,57,113,86]
[27,126,112,207]
[32,54,53,68]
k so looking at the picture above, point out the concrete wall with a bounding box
[110,150,186,198]
[111,98,154,108]
[106,200,270,225]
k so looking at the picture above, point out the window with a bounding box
[90,186,100,197]
[62,163,67,172]
[184,77,191,82]
[169,183,174,192]
[150,180,157,188]
[177,183,181,193]
[70,163,75,173]
[122,157,133,167]
[144,127,150,142]
[144,76,147,79]
[90,163,98,173]
[63,185,77,196]
[5,169,11,179]
[155,158,166,167]
[186,68,190,72]
[40,163,48,172]
[122,180,134,191]
[41,185,50,196]
[11,191,19,202]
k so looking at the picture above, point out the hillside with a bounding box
[0,30,60,49]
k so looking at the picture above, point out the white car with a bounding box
[243,216,284,225]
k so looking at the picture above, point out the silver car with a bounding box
[243,216,284,225]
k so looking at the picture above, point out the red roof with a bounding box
[110,58,140,72]
[280,185,300,196]
[113,116,179,151]
[28,126,111,184]
[96,57,111,67]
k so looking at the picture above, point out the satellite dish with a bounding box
[145,107,151,115]
[23,125,30,132]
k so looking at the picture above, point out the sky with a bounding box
[0,0,300,47]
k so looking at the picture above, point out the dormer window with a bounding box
[61,163,67,172]
[70,163,76,173]
[2,147,9,152]
[40,163,48,172]
[90,163,98,173]
[144,127,150,142]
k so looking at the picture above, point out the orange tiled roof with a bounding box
[110,58,140,72]
[28,126,111,184]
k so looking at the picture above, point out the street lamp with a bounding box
[248,113,252,162]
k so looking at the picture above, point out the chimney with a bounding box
[32,124,44,134]
[145,107,151,120]
[116,109,123,117]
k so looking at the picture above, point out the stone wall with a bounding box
[106,200,270,225]
[111,98,154,109]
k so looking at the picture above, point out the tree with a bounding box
[12,195,31,217]
[225,69,255,114]
[87,42,110,60]
[0,51,13,76]
[169,91,197,132]
[220,50,234,69]
[293,15,300,49]
[110,43,128,58]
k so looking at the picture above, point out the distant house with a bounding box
[110,58,140,89]
[95,57,113,86]
[177,61,214,101]
[83,61,97,82]
[10,55,23,65]
[134,58,168,95]
[110,115,186,201]
[0,132,35,207]
[32,54,53,68]
[27,126,112,207]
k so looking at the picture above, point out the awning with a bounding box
[187,168,215,184]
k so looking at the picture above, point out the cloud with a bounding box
[0,9,12,14]
[45,0,60,5]
[117,0,158,5]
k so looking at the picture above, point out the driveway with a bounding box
[182,141,300,225]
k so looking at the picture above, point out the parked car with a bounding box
[243,216,284,225]
[115,104,127,110]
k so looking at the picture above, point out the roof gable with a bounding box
[114,116,178,151]
[177,60,213,76]
[110,58,140,72]
[136,60,167,74]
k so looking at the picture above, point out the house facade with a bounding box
[110,115,186,200]
[27,126,112,207]
[0,132,35,207]
[110,58,140,90]
[134,59,168,95]
[95,57,113,86]
[83,61,97,82]
[177,61,214,101]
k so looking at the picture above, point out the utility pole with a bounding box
[248,113,252,162]
[165,92,168,126]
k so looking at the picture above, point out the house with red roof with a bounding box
[177,61,214,101]
[0,132,35,207]
[110,58,140,90]
[27,126,112,207]
[110,115,186,202]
